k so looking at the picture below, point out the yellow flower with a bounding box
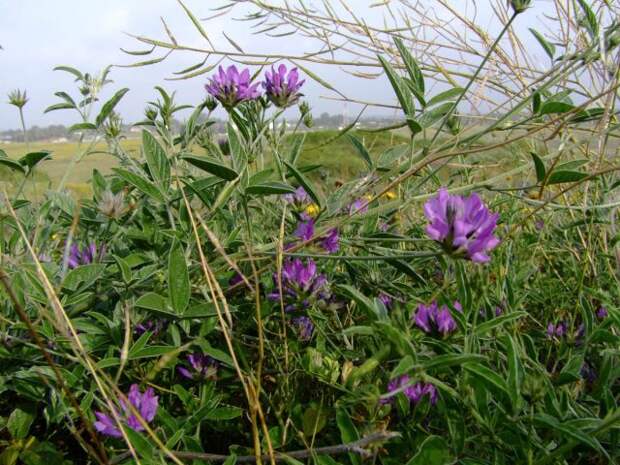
[305,203,320,217]
[51,233,59,241]
[383,191,397,200]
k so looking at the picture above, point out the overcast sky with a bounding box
[0,1,554,131]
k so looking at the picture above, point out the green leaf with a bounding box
[422,354,486,371]
[53,65,84,80]
[289,134,306,165]
[44,102,75,113]
[378,55,414,117]
[336,284,385,321]
[142,130,171,189]
[19,151,51,170]
[168,240,190,315]
[391,355,415,378]
[406,435,453,465]
[419,102,454,128]
[129,345,177,360]
[62,264,106,291]
[427,88,463,107]
[394,37,425,101]
[473,312,528,336]
[123,426,153,460]
[532,90,542,114]
[540,101,575,115]
[96,88,129,126]
[68,122,97,132]
[113,167,165,202]
[0,155,25,173]
[336,409,360,465]
[463,362,510,399]
[113,255,132,283]
[529,29,556,60]
[347,134,373,170]
[182,154,239,181]
[546,170,589,185]
[135,292,174,316]
[577,0,599,38]
[530,152,546,183]
[284,160,323,209]
[7,408,34,439]
[533,414,605,453]
[245,182,296,196]
[503,335,523,411]
[205,406,243,420]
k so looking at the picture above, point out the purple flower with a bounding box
[294,220,315,242]
[596,306,608,319]
[135,320,166,336]
[349,198,369,215]
[547,321,567,339]
[206,65,260,108]
[535,219,545,231]
[293,316,314,341]
[263,64,305,108]
[424,188,500,263]
[406,382,438,405]
[178,353,218,380]
[268,258,330,311]
[67,242,105,269]
[321,228,340,254]
[378,293,393,309]
[414,301,458,337]
[581,362,597,384]
[284,187,310,205]
[382,375,437,406]
[94,384,158,438]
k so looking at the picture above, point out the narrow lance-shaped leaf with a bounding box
[530,152,546,183]
[96,88,129,127]
[529,29,556,60]
[168,240,190,315]
[347,134,373,170]
[142,130,171,189]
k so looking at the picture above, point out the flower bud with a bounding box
[509,0,532,14]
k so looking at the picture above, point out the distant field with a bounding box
[0,131,410,197]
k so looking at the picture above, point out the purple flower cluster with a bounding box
[414,301,460,337]
[263,64,305,108]
[424,188,500,263]
[293,316,314,341]
[284,186,310,205]
[378,293,393,309]
[321,228,340,254]
[206,64,305,110]
[295,220,315,242]
[206,65,261,108]
[546,321,567,339]
[68,242,105,269]
[268,258,329,310]
[349,198,369,215]
[135,319,166,336]
[268,258,331,341]
[94,384,158,438]
[178,353,218,381]
[382,375,437,406]
[292,218,340,254]
[597,306,608,319]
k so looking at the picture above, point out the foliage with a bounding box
[1,1,620,465]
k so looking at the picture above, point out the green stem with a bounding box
[427,12,518,150]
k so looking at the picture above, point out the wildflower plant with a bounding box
[1,1,620,464]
